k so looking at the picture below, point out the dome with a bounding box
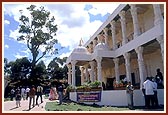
[94,42,109,51]
[72,46,90,54]
[72,38,90,54]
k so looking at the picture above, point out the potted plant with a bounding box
[89,81,102,91]
[66,85,76,92]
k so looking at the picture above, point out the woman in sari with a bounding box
[49,86,58,100]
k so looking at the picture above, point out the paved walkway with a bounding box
[3,96,164,112]
[3,95,58,112]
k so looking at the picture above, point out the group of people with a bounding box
[28,85,43,110]
[9,79,69,109]
[126,68,163,110]
[10,86,31,108]
[10,86,30,101]
[10,85,43,109]
[142,77,159,109]
[142,68,164,109]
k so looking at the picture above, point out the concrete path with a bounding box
[3,95,58,112]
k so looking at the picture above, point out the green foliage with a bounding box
[47,57,68,80]
[18,5,58,76]
[76,81,102,92]
[89,80,101,88]
[66,85,76,92]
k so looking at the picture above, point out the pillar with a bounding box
[71,60,77,86]
[80,66,85,85]
[156,35,164,63]
[96,57,102,84]
[84,64,89,82]
[119,10,127,45]
[67,64,72,85]
[103,28,109,44]
[93,39,98,48]
[113,58,120,83]
[130,4,141,38]
[153,4,164,26]
[89,61,95,82]
[88,43,93,53]
[110,20,117,50]
[135,46,147,89]
[123,53,132,83]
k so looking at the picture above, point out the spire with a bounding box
[79,38,84,46]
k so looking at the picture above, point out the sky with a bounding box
[3,2,120,66]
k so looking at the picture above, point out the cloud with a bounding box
[4,2,119,66]
[14,52,28,59]
[20,48,31,56]
[9,28,26,44]
[5,44,9,49]
[87,3,119,16]
[4,20,10,25]
[59,52,71,59]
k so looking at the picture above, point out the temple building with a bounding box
[66,3,165,106]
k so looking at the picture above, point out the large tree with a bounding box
[18,5,58,78]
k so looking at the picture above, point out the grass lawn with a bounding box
[45,101,130,111]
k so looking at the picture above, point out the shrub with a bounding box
[89,81,101,88]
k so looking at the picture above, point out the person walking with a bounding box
[21,87,26,100]
[57,80,64,105]
[28,85,36,110]
[126,81,134,110]
[36,85,43,105]
[10,88,15,101]
[25,86,30,100]
[15,90,21,108]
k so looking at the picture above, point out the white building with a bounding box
[66,3,165,107]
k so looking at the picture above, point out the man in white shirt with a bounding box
[21,87,26,100]
[26,86,30,100]
[143,77,155,109]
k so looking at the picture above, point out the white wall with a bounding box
[70,89,164,106]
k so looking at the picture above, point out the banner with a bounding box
[77,91,101,102]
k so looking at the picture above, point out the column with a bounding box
[113,58,120,83]
[71,60,77,86]
[119,10,127,45]
[153,4,164,26]
[84,65,89,82]
[123,53,132,83]
[80,66,85,85]
[93,39,98,48]
[135,46,147,89]
[89,61,95,82]
[97,34,103,43]
[130,4,141,38]
[96,57,102,84]
[103,28,109,44]
[156,35,164,63]
[88,43,93,53]
[67,64,72,85]
[110,21,117,50]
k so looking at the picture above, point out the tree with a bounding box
[18,5,58,79]
[4,58,11,76]
[47,57,68,80]
[9,57,31,80]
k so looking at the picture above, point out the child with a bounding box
[15,90,21,107]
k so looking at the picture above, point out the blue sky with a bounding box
[3,3,119,66]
